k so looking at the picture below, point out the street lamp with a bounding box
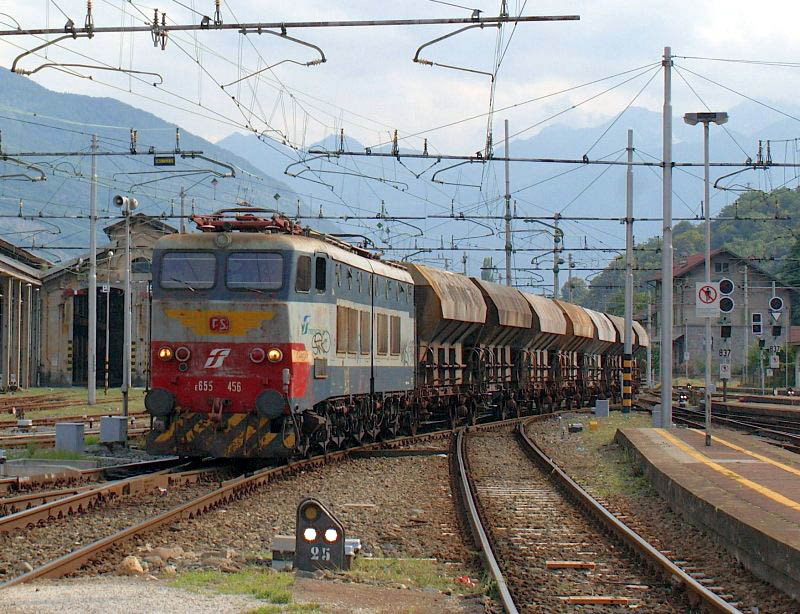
[113,195,138,417]
[683,111,728,447]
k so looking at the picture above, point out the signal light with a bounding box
[752,324,762,336]
[770,296,784,312]
[773,325,782,337]
[719,278,734,295]
[759,338,765,349]
[303,528,317,542]
[324,528,339,543]
[158,347,173,361]
[719,297,735,313]
[267,348,283,363]
[721,325,731,339]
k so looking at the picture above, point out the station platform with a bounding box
[616,426,800,601]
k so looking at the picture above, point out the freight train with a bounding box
[144,209,648,458]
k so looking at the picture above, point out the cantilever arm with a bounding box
[18,63,164,84]
[413,24,494,80]
[0,156,46,182]
[223,28,326,88]
[11,34,90,73]
[180,153,236,178]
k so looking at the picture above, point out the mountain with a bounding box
[0,67,338,263]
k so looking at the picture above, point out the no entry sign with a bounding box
[695,281,720,318]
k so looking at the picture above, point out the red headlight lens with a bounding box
[249,347,266,364]
[174,346,191,362]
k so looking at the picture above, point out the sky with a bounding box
[0,1,799,285]
[1,1,799,153]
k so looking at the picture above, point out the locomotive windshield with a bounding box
[160,251,216,289]
[226,252,283,290]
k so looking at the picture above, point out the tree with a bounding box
[560,277,589,305]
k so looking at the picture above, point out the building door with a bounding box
[72,289,124,387]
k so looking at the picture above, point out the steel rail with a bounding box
[454,428,518,614]
[0,465,211,534]
[515,422,741,613]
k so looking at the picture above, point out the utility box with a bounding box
[594,399,610,418]
[100,416,128,444]
[651,404,661,427]
[55,422,85,455]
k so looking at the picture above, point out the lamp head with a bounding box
[683,111,728,126]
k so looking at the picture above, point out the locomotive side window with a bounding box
[336,305,347,354]
[161,252,216,289]
[227,252,283,290]
[377,313,388,355]
[315,256,327,293]
[360,311,370,355]
[347,308,358,354]
[296,256,312,293]
[390,315,401,355]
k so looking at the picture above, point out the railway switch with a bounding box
[295,498,347,571]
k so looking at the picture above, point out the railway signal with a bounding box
[295,498,346,572]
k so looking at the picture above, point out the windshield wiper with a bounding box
[168,277,196,293]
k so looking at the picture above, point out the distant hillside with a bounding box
[583,187,800,319]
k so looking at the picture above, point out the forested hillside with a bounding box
[581,187,800,319]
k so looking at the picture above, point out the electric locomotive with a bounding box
[145,209,415,457]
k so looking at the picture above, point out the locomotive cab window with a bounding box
[227,252,283,290]
[315,256,327,293]
[161,252,216,289]
[295,255,312,293]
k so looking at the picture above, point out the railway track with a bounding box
[0,457,182,495]
[0,411,147,429]
[0,417,517,588]
[454,420,739,613]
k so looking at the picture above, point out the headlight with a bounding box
[303,527,317,542]
[267,348,283,363]
[158,347,173,361]
[249,347,266,364]
[174,346,191,362]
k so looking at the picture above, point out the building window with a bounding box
[714,262,729,273]
[131,257,151,274]
[295,255,311,293]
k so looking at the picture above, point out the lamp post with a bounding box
[683,111,728,446]
[113,196,138,417]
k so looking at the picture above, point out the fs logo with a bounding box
[204,348,231,369]
[301,315,311,335]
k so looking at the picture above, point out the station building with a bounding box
[652,248,795,380]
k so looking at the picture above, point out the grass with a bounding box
[171,569,320,613]
[0,386,146,422]
[84,435,100,446]
[566,411,654,499]
[347,557,482,595]
[21,445,86,461]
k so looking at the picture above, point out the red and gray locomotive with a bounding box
[145,210,647,458]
